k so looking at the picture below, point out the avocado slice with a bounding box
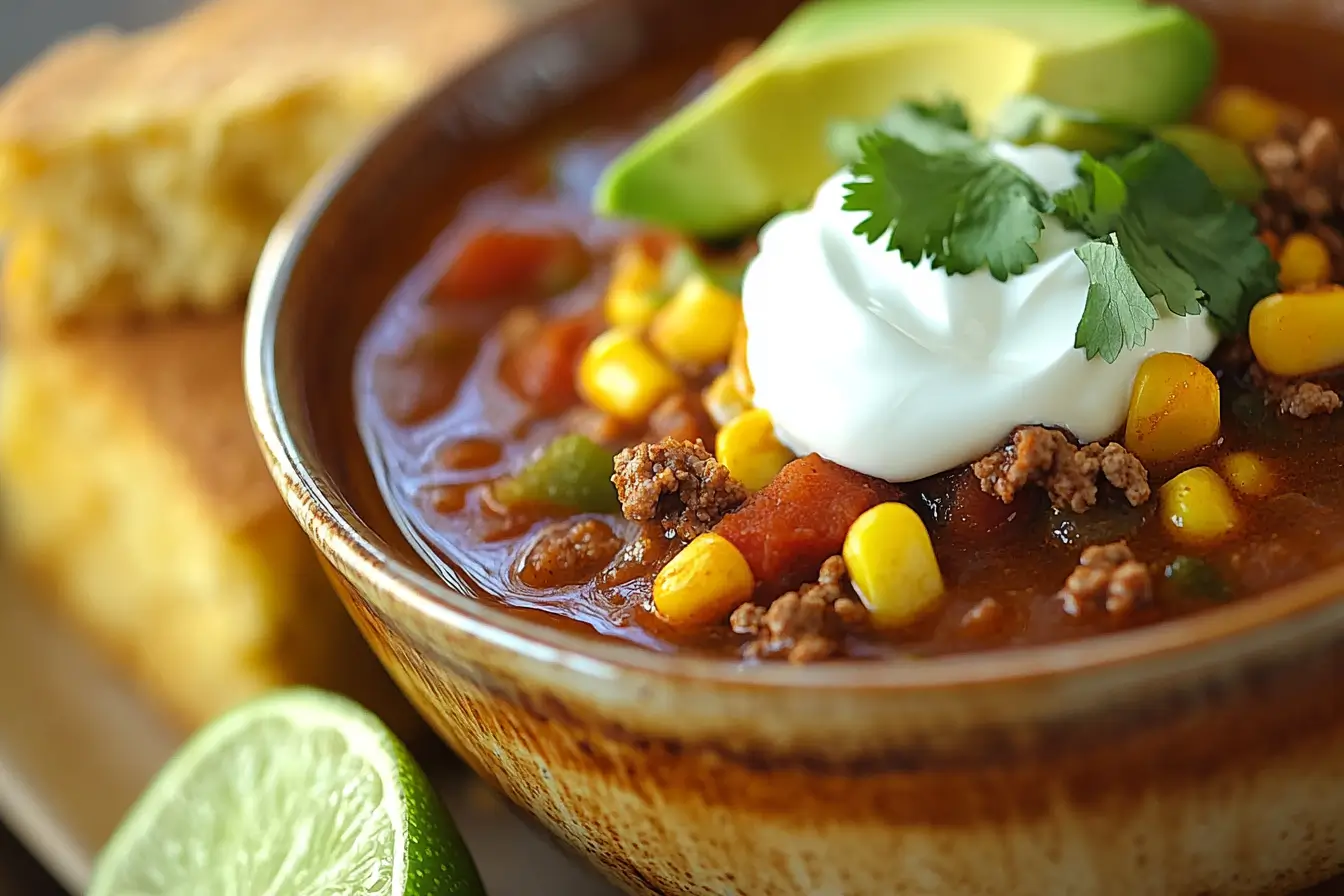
[596,0,1215,237]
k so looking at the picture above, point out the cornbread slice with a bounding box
[0,0,518,331]
[0,313,410,730]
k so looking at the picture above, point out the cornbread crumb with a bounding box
[0,314,411,730]
[0,0,518,330]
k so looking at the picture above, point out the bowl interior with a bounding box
[251,0,1344,688]
[269,0,792,563]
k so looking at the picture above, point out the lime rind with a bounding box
[88,688,482,896]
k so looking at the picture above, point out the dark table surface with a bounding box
[0,823,61,896]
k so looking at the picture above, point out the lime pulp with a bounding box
[88,688,484,896]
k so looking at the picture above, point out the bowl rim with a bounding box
[244,0,1344,692]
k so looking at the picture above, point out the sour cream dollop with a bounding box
[741,142,1221,482]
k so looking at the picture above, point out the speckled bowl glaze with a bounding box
[245,1,1344,892]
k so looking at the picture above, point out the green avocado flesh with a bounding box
[595,0,1215,237]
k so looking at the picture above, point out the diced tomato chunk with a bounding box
[433,228,590,304]
[500,316,595,411]
[714,454,901,592]
[373,326,477,426]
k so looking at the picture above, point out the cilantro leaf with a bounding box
[1073,236,1160,363]
[832,99,1277,364]
[1056,151,1202,317]
[871,101,978,152]
[904,98,971,133]
[1052,153,1127,229]
[950,162,1055,281]
[1054,142,1277,333]
[1112,141,1277,330]
[1118,221,1202,315]
[827,98,969,163]
[841,125,1051,280]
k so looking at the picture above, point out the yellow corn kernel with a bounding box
[577,329,680,421]
[653,532,755,627]
[730,319,754,401]
[606,288,663,331]
[1278,233,1333,291]
[715,408,794,492]
[603,243,663,330]
[1124,353,1221,466]
[842,503,945,628]
[703,371,750,427]
[1209,86,1282,145]
[1249,287,1344,377]
[1220,451,1277,498]
[1159,467,1240,543]
[648,275,742,367]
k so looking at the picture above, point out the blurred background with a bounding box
[2,5,188,891]
[1,6,184,893]
[1,9,185,894]
[2,2,187,81]
[0,2,604,894]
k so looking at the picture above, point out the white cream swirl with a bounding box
[741,142,1220,483]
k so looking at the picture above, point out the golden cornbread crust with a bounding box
[0,0,517,330]
[0,313,413,732]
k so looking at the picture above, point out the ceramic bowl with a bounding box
[245,1,1344,892]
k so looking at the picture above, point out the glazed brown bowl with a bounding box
[245,1,1344,893]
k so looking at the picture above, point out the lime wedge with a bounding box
[89,688,484,896]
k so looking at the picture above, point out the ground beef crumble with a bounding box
[1252,115,1338,225]
[1098,443,1150,507]
[730,555,864,663]
[972,426,1150,514]
[1279,381,1343,418]
[1242,114,1344,417]
[1057,541,1152,618]
[518,519,623,589]
[612,438,747,540]
[1253,115,1344,275]
[1251,364,1342,419]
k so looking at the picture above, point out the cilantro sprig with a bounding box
[1055,143,1276,359]
[844,127,1052,281]
[1071,237,1158,363]
[828,98,971,162]
[837,100,1278,363]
